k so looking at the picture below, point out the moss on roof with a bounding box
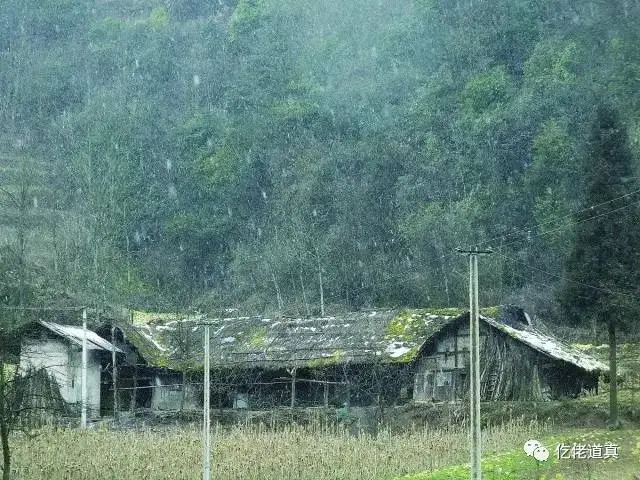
[306,350,346,368]
[480,306,500,317]
[119,322,173,368]
[119,305,601,373]
[247,326,269,348]
[120,309,462,370]
[382,309,460,361]
[131,310,180,326]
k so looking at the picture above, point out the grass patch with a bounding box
[400,428,640,480]
[399,450,557,480]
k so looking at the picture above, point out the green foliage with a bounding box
[89,17,125,44]
[527,119,580,251]
[560,104,640,328]
[524,40,580,89]
[531,120,575,180]
[148,7,169,30]
[462,66,513,115]
[228,0,266,42]
[195,144,242,193]
[401,450,556,479]
[4,0,640,316]
[630,120,640,160]
[269,98,317,121]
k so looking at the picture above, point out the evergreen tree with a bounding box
[560,103,640,428]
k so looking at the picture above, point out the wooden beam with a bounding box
[290,367,297,408]
[323,380,329,408]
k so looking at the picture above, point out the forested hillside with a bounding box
[1,0,639,320]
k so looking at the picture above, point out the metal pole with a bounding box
[81,308,88,428]
[203,324,210,480]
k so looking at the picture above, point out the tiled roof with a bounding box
[119,309,458,370]
[119,306,607,374]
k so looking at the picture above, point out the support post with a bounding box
[323,380,329,408]
[203,324,211,480]
[111,325,118,420]
[290,367,297,408]
[319,268,324,317]
[608,318,619,428]
[457,247,492,480]
[81,308,88,428]
[130,363,138,412]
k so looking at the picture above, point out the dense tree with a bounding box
[0,0,639,318]
[560,103,640,427]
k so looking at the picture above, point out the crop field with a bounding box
[10,381,640,480]
[8,415,640,479]
[10,418,545,480]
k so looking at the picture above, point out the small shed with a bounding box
[412,307,607,402]
[19,320,122,418]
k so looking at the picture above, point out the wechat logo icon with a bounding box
[524,439,550,461]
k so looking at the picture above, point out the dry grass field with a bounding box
[10,418,545,480]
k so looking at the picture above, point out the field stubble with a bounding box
[11,417,546,480]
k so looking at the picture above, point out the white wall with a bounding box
[20,339,102,417]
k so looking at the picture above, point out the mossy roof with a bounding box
[118,308,461,371]
[117,306,607,374]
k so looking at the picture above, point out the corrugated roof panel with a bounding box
[39,321,123,353]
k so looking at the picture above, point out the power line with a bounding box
[0,306,86,311]
[503,201,639,250]
[497,267,635,310]
[494,251,640,301]
[474,187,640,250]
[439,198,640,260]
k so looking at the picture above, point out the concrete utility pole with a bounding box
[201,315,238,479]
[81,308,88,429]
[457,247,492,480]
[203,323,211,480]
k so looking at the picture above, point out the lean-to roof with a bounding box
[482,316,607,373]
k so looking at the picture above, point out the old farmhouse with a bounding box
[17,306,607,417]
[111,306,607,412]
